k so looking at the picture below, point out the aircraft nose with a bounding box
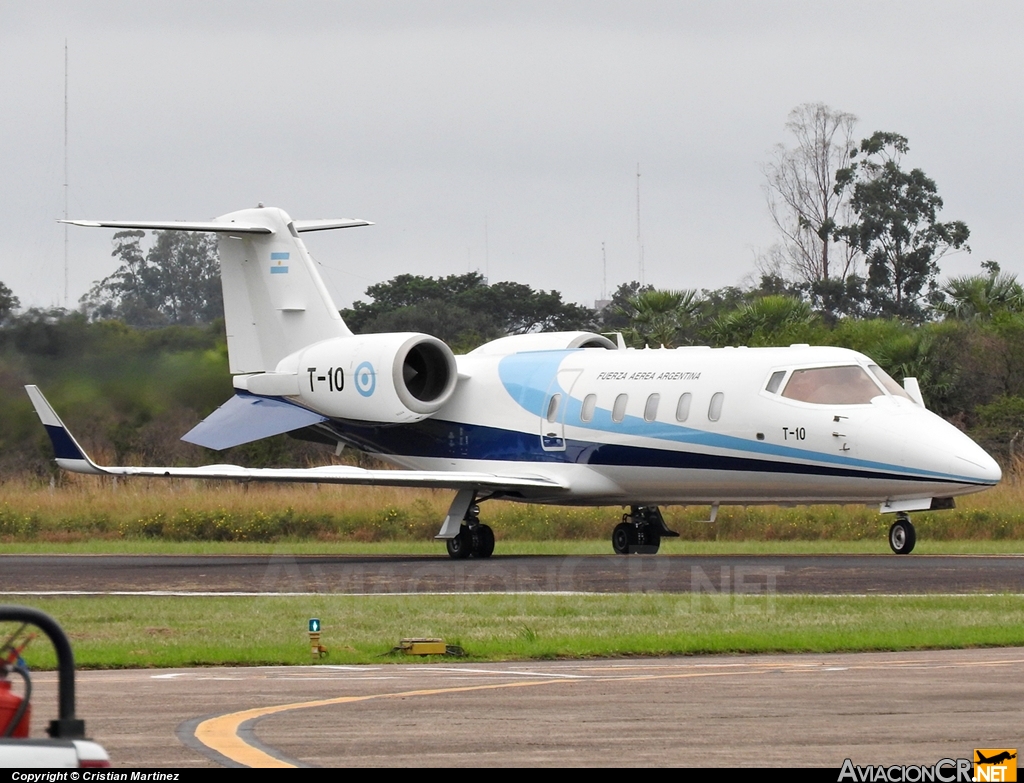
[893,407,1003,487]
[932,412,1002,485]
[954,440,1002,485]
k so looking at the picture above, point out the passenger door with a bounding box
[540,369,583,452]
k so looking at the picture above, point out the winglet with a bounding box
[24,386,107,475]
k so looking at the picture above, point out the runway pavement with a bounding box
[21,648,1024,767]
[6,554,1024,767]
[3,553,1024,594]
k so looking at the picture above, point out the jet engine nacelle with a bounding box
[272,333,458,424]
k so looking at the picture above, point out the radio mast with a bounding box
[63,40,69,308]
[636,163,645,286]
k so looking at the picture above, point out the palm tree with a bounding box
[706,295,817,347]
[617,289,702,348]
[935,266,1024,321]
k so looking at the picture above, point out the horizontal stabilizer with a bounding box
[181,393,328,451]
[292,219,373,232]
[59,219,273,234]
[60,217,372,234]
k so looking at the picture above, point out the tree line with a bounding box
[3,262,1022,473]
[1,101,1021,473]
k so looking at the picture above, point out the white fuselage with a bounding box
[354,342,1000,507]
[58,206,1000,514]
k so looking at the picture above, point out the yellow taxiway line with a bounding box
[193,656,1024,767]
[194,678,579,767]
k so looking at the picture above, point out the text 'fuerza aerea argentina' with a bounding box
[595,371,702,381]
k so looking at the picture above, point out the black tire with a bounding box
[888,518,916,555]
[639,530,661,555]
[473,524,495,558]
[446,529,472,559]
[612,522,633,555]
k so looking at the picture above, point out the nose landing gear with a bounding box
[611,505,679,555]
[888,513,916,555]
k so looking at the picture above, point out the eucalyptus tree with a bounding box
[82,230,222,326]
[0,281,18,325]
[835,132,970,321]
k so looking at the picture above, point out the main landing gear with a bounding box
[888,512,916,555]
[446,510,495,560]
[612,505,679,555]
[438,489,495,560]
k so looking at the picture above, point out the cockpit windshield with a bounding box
[868,364,913,400]
[781,365,884,405]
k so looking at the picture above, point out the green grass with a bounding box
[5,594,1024,669]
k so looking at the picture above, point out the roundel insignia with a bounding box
[355,362,376,397]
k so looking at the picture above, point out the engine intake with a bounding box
[393,336,458,414]
[269,332,458,424]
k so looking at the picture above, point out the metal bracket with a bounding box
[435,488,475,539]
[698,502,719,524]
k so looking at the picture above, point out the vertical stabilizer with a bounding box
[215,206,356,372]
[63,206,371,374]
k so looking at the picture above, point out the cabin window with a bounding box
[782,365,882,405]
[644,393,660,422]
[612,393,628,423]
[546,393,561,423]
[675,392,692,422]
[708,392,724,421]
[765,370,786,394]
[581,394,597,422]
[868,364,913,400]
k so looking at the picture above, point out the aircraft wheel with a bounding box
[612,522,633,555]
[473,524,495,558]
[446,528,472,559]
[888,517,916,555]
[641,530,661,555]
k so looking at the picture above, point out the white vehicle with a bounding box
[0,606,111,768]
[31,205,1001,557]
[0,739,111,768]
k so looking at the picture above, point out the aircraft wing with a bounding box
[25,385,564,494]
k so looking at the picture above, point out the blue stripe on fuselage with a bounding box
[491,350,986,486]
[311,416,985,486]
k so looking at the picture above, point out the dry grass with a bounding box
[1,470,1023,543]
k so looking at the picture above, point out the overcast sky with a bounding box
[3,1,1023,313]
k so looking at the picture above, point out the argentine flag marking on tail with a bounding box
[270,251,290,274]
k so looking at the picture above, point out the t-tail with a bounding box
[62,206,460,451]
[63,207,371,373]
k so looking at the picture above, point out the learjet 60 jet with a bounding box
[27,205,1001,558]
